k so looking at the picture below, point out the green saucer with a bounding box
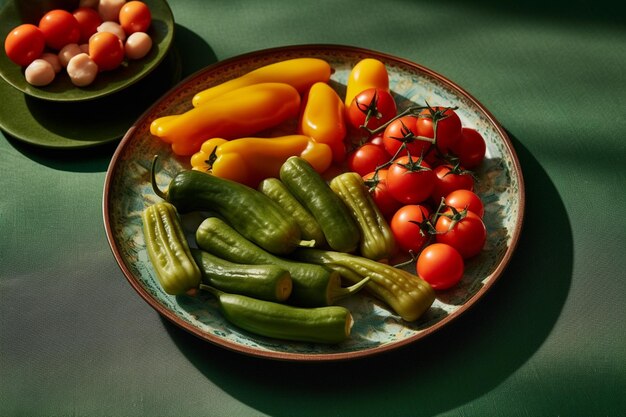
[0,47,181,149]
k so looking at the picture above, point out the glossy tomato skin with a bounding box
[390,204,432,253]
[445,189,484,218]
[417,243,464,290]
[435,209,486,259]
[347,87,397,131]
[415,106,462,155]
[452,127,486,169]
[118,1,152,34]
[38,9,81,50]
[4,24,45,67]
[431,164,474,203]
[363,169,402,219]
[347,143,390,177]
[386,155,435,204]
[89,32,124,71]
[382,115,431,158]
[72,7,102,43]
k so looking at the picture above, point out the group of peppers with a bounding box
[143,56,489,344]
[142,155,434,344]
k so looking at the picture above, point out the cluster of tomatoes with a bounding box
[344,87,488,290]
[4,0,153,87]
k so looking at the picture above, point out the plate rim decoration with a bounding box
[0,0,175,102]
[103,44,525,362]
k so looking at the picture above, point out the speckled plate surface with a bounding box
[103,44,525,361]
[0,0,174,102]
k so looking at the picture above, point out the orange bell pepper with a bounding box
[190,135,332,188]
[191,58,332,107]
[150,83,301,156]
[344,58,390,107]
[298,82,347,164]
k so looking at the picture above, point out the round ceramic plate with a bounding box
[0,47,181,148]
[0,0,174,102]
[103,44,525,361]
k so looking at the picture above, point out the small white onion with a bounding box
[58,43,82,67]
[24,59,56,86]
[96,21,126,41]
[125,32,152,60]
[67,53,99,87]
[98,0,126,22]
[40,52,62,73]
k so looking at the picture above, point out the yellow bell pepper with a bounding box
[150,83,301,156]
[191,58,332,107]
[344,58,390,107]
[298,82,347,164]
[190,135,333,188]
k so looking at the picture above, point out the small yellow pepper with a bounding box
[344,58,390,107]
[298,82,348,164]
[190,135,332,188]
[150,83,301,156]
[192,58,332,107]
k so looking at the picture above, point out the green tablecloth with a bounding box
[1,1,625,416]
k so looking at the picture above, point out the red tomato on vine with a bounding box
[417,243,464,290]
[363,169,402,219]
[347,87,397,132]
[435,207,486,259]
[415,106,462,155]
[382,115,432,158]
[390,204,432,253]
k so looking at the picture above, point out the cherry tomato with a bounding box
[390,204,432,253]
[445,189,484,218]
[4,24,45,67]
[119,1,152,35]
[72,7,102,44]
[415,106,462,155]
[451,127,486,169]
[363,169,402,219]
[382,115,432,158]
[435,208,486,259]
[347,87,397,131]
[431,164,474,202]
[38,9,81,50]
[386,155,435,204]
[347,143,390,177]
[417,243,464,290]
[369,133,385,148]
[88,32,124,71]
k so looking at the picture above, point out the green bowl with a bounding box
[0,0,174,102]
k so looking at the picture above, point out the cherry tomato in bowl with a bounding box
[4,24,45,67]
[72,7,102,44]
[38,9,81,50]
[89,31,125,72]
[119,1,152,34]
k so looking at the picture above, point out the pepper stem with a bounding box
[297,239,317,248]
[150,155,168,201]
[327,276,371,304]
[199,283,223,298]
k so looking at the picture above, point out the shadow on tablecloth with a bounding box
[163,130,573,417]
